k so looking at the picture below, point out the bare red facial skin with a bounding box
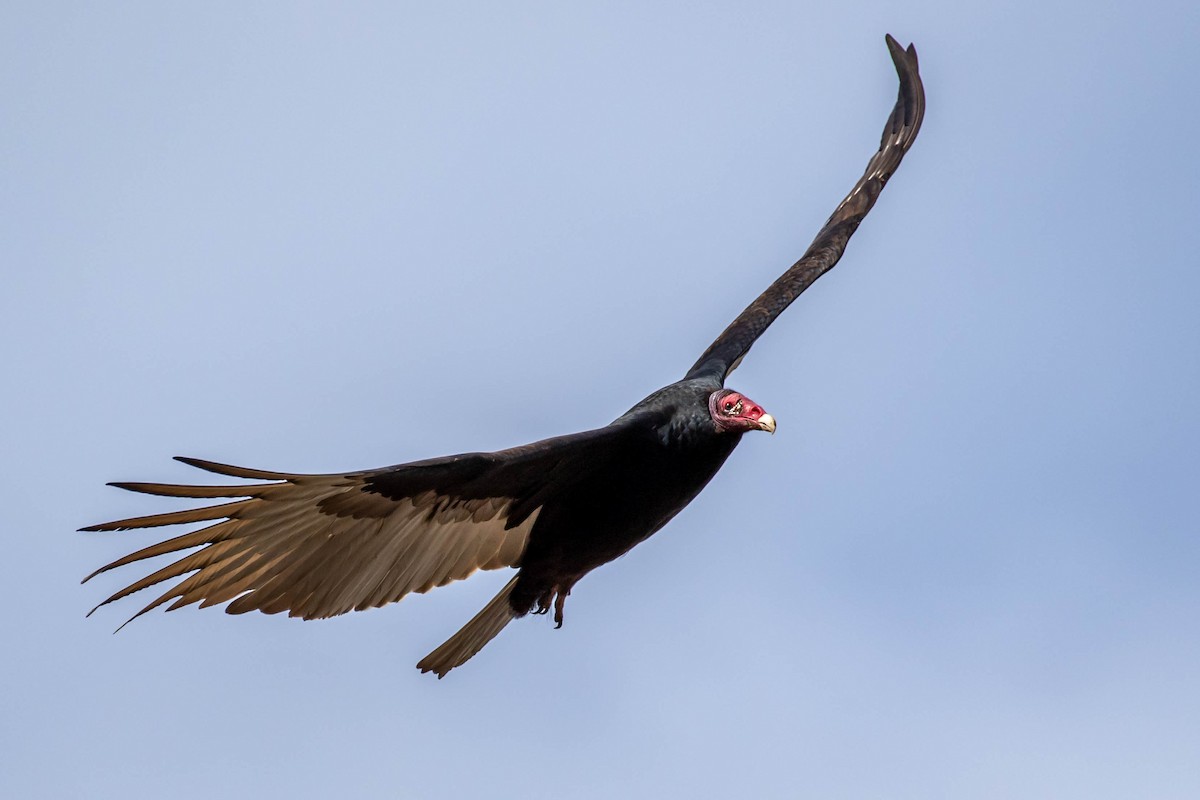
[708,389,773,433]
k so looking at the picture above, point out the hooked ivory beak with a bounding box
[756,413,777,434]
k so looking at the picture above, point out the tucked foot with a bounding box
[553,588,570,629]
[533,587,555,616]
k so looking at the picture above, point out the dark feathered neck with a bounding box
[616,378,734,450]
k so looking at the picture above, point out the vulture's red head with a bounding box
[709,389,776,435]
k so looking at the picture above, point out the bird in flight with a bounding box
[84,35,925,678]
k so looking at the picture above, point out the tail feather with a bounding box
[417,576,518,678]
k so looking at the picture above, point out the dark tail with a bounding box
[416,576,518,678]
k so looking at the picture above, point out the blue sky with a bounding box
[4,3,1199,798]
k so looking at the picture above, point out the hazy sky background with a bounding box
[4,3,1199,798]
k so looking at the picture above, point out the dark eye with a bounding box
[723,401,734,413]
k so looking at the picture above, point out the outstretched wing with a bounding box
[685,34,925,383]
[82,426,625,627]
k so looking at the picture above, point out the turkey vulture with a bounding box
[83,35,925,677]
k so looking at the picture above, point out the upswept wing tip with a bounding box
[884,35,923,124]
[883,33,917,62]
[683,34,925,384]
